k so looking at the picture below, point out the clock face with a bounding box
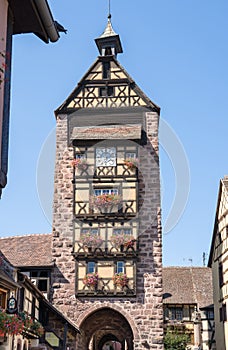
[96,147,116,167]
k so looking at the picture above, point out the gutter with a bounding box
[33,0,59,42]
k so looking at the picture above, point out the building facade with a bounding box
[163,267,215,350]
[0,247,79,350]
[51,16,163,350]
[208,176,228,350]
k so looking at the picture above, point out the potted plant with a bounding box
[30,320,44,337]
[112,273,129,288]
[0,309,24,335]
[91,194,121,213]
[18,312,44,337]
[83,272,99,289]
[71,158,88,170]
[80,234,103,249]
[123,157,139,170]
[124,237,137,249]
[110,234,126,249]
[110,234,135,251]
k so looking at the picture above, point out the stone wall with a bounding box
[51,111,163,349]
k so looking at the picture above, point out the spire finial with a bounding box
[95,1,123,56]
[108,0,111,18]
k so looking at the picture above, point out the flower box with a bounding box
[91,194,122,213]
[80,234,103,248]
[110,234,135,249]
[83,273,99,289]
[112,273,129,288]
[123,158,139,169]
[71,158,88,170]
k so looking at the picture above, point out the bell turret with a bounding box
[95,14,123,57]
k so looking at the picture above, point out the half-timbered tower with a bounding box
[52,16,163,350]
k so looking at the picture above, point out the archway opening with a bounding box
[99,333,122,350]
[79,307,133,350]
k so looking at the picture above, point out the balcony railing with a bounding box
[75,199,137,220]
[73,238,138,257]
[76,276,136,297]
[73,163,138,179]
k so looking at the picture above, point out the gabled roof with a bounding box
[208,176,228,267]
[55,56,160,115]
[163,267,213,308]
[0,233,52,267]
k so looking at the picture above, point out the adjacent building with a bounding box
[208,175,228,350]
[0,0,61,196]
[163,267,215,350]
[0,243,79,350]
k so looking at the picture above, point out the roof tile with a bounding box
[0,234,52,267]
[163,267,213,308]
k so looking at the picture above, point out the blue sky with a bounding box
[0,0,227,267]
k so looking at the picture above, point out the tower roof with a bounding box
[95,15,123,56]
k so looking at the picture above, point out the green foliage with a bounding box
[164,328,191,350]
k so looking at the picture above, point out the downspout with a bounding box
[33,0,59,42]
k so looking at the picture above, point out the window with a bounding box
[113,228,132,235]
[96,147,116,167]
[117,261,124,274]
[0,289,7,309]
[103,62,110,79]
[220,304,227,322]
[123,228,131,235]
[94,188,118,196]
[99,86,114,97]
[87,262,96,274]
[219,263,224,287]
[206,309,214,320]
[31,296,35,319]
[125,152,136,159]
[30,270,49,295]
[170,307,183,321]
[75,153,85,160]
[81,228,98,236]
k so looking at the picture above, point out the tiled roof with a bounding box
[163,267,213,308]
[0,234,52,267]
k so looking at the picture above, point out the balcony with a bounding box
[72,162,138,180]
[73,237,138,258]
[75,199,137,222]
[76,275,136,297]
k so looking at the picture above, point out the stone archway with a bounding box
[79,307,134,350]
[98,334,122,350]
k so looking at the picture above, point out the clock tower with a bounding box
[51,15,163,350]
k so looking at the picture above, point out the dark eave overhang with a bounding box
[8,0,60,43]
[0,269,21,289]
